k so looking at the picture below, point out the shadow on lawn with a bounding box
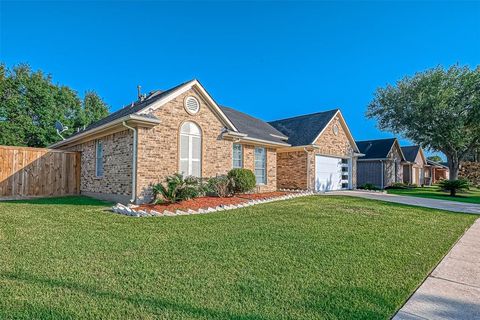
[1,196,112,207]
[0,271,269,320]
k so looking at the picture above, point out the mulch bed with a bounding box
[139,191,289,212]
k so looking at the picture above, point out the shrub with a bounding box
[438,179,470,197]
[386,182,409,189]
[358,183,380,191]
[152,173,205,204]
[207,175,234,197]
[227,168,256,193]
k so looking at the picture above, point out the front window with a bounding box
[254,147,266,184]
[233,143,243,168]
[179,122,202,177]
[95,140,104,177]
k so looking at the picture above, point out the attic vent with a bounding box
[333,123,339,136]
[184,96,200,115]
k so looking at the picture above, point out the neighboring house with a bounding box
[268,110,362,192]
[355,138,405,189]
[401,146,427,186]
[425,159,449,184]
[51,79,290,204]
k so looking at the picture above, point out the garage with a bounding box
[315,155,350,191]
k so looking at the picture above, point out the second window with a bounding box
[254,147,266,184]
[233,143,243,168]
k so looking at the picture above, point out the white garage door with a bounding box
[315,155,350,191]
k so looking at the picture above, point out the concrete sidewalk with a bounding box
[326,191,480,214]
[393,218,480,320]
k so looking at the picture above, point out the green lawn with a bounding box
[0,196,476,319]
[387,186,480,204]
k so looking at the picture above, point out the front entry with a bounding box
[315,155,350,191]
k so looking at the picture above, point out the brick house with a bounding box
[268,110,362,191]
[425,159,449,185]
[356,138,405,189]
[401,146,427,186]
[51,80,361,203]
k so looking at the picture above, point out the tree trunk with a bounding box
[451,189,456,197]
[446,153,460,180]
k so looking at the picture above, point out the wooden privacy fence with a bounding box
[0,145,80,199]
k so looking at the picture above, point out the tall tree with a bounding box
[0,63,109,147]
[367,65,480,180]
[83,90,109,126]
[427,155,443,163]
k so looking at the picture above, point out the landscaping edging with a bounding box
[111,190,315,217]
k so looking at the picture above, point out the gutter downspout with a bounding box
[122,121,137,203]
[380,160,384,189]
[304,147,310,191]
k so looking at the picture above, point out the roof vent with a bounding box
[364,142,373,154]
[184,96,200,115]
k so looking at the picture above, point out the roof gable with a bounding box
[138,79,237,131]
[313,111,360,153]
[401,146,426,164]
[391,140,406,161]
[268,109,339,146]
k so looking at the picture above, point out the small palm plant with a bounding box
[438,179,470,197]
[152,173,204,204]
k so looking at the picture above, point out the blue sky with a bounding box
[1,1,479,158]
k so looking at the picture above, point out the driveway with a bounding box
[326,191,480,214]
[393,218,480,319]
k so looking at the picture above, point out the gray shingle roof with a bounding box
[268,109,339,146]
[401,146,420,162]
[65,80,287,145]
[356,138,397,159]
[66,81,190,139]
[220,106,288,144]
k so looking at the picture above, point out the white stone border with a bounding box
[111,191,315,217]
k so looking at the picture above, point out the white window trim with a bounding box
[254,147,267,185]
[179,122,202,177]
[232,143,243,169]
[95,139,104,178]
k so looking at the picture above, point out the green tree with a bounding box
[427,155,443,163]
[83,90,109,126]
[0,63,108,147]
[367,65,480,180]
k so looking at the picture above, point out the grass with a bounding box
[387,186,480,204]
[0,195,476,319]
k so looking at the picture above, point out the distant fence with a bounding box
[0,145,80,199]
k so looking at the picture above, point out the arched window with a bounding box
[179,122,202,177]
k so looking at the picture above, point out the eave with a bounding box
[222,131,291,147]
[276,145,319,153]
[50,115,161,149]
